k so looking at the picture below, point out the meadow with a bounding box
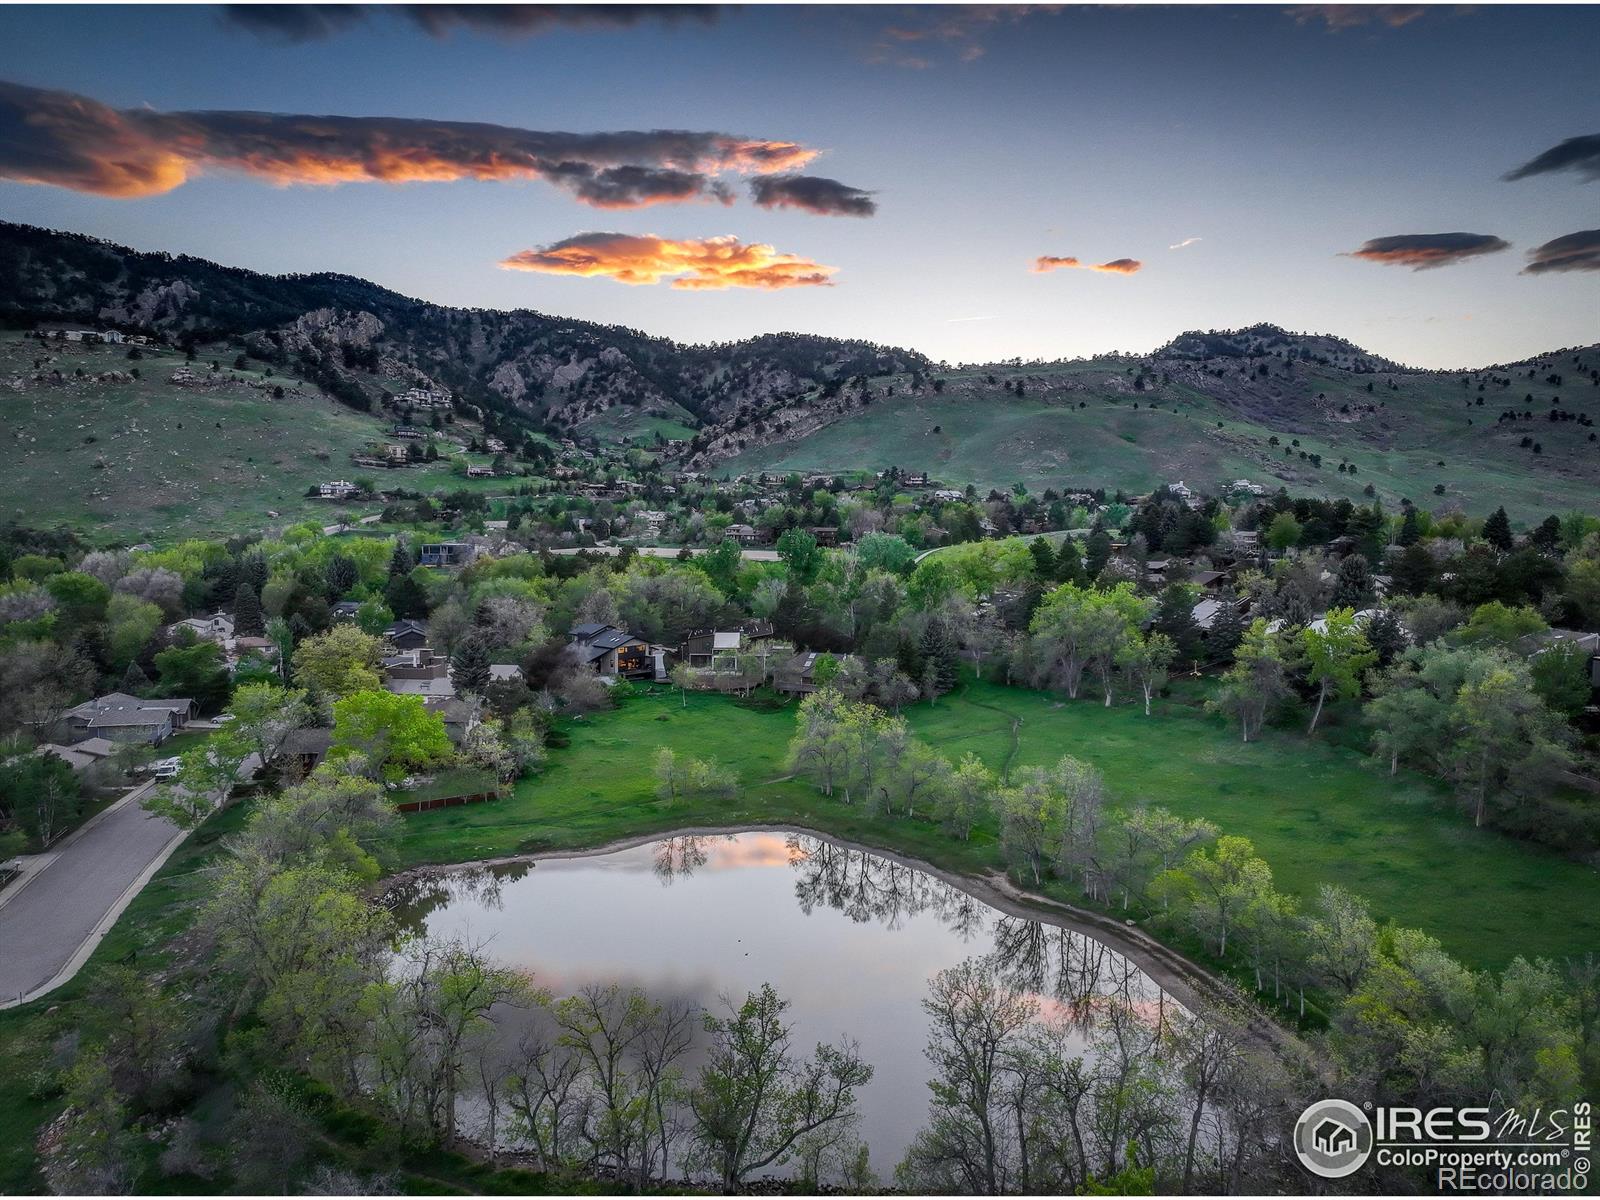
[396,680,1600,971]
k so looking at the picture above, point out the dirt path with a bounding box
[957,686,1024,781]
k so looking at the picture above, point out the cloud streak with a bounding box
[749,173,876,217]
[1503,134,1600,184]
[1285,5,1428,31]
[499,232,838,289]
[1168,236,1202,250]
[1032,255,1142,276]
[1522,229,1600,275]
[1344,232,1510,270]
[221,4,721,42]
[0,79,828,208]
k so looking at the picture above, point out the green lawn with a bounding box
[396,681,1600,970]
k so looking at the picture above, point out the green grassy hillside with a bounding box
[0,334,510,541]
[719,357,1600,520]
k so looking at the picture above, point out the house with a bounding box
[36,737,119,774]
[1168,480,1197,506]
[425,697,481,745]
[771,650,846,695]
[567,623,656,680]
[808,526,840,548]
[387,676,457,700]
[489,663,524,683]
[726,524,763,546]
[62,694,195,745]
[384,646,449,681]
[418,542,476,569]
[932,489,966,502]
[280,728,333,779]
[331,600,363,621]
[676,620,776,668]
[465,465,497,479]
[383,619,430,651]
[485,437,508,453]
[319,480,360,500]
[173,612,235,645]
[1189,569,1228,591]
[391,425,426,440]
[901,472,931,488]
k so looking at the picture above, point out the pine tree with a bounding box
[1482,506,1513,551]
[452,634,492,696]
[1207,589,1247,658]
[324,554,359,598]
[1329,554,1374,610]
[233,583,264,638]
[120,660,151,695]
[1397,506,1421,547]
[385,573,429,619]
[1084,529,1112,580]
[918,621,960,694]
[1153,583,1203,663]
[388,540,415,580]
[1028,537,1056,581]
[1054,538,1085,585]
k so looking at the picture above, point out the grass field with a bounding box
[720,361,1600,521]
[0,335,516,542]
[396,680,1600,971]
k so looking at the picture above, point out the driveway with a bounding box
[0,781,186,1007]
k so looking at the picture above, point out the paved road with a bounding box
[548,544,782,562]
[0,782,186,1006]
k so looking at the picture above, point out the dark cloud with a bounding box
[0,79,820,208]
[1523,229,1600,275]
[402,5,720,38]
[1344,232,1510,270]
[1032,255,1142,275]
[499,232,837,289]
[1503,134,1600,183]
[221,4,720,42]
[218,5,368,42]
[748,174,876,217]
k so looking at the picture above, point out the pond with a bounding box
[394,829,1182,1178]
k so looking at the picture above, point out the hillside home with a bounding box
[331,601,363,621]
[36,737,119,774]
[771,651,855,695]
[319,480,359,499]
[171,612,235,645]
[425,697,481,745]
[418,542,476,569]
[726,524,764,546]
[809,526,841,548]
[677,620,776,668]
[62,694,195,745]
[383,619,430,651]
[567,623,657,681]
[465,465,496,479]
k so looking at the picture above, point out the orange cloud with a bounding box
[499,232,838,290]
[1032,255,1143,276]
[0,79,822,206]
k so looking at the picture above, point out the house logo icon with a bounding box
[1294,1099,1373,1178]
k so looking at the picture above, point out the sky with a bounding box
[0,2,1596,369]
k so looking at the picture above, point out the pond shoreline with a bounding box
[379,822,1303,1058]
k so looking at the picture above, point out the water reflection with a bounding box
[394,829,1177,1175]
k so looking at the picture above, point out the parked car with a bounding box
[150,757,182,780]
